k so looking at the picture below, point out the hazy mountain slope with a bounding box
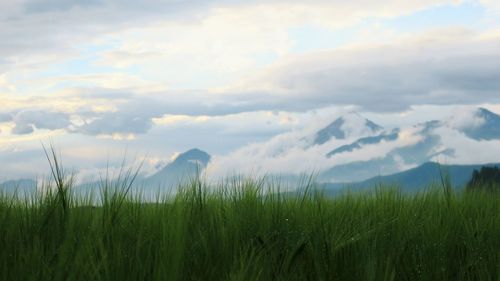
[323,162,500,194]
[320,108,500,183]
[142,148,211,189]
[313,112,383,145]
[327,129,400,157]
[459,108,500,140]
[0,179,37,196]
[72,148,212,198]
[320,131,451,182]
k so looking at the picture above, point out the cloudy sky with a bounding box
[1,0,500,181]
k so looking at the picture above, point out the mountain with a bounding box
[71,148,212,198]
[326,119,445,158]
[0,179,37,196]
[459,108,500,140]
[313,112,383,145]
[323,162,500,194]
[319,108,500,183]
[143,148,211,189]
[327,129,400,157]
[319,120,453,182]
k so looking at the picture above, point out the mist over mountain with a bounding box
[143,148,211,188]
[208,107,500,188]
[326,129,400,157]
[323,162,500,195]
[1,108,499,194]
[457,108,500,140]
[316,107,500,182]
[63,148,213,198]
[0,179,37,195]
[313,112,383,145]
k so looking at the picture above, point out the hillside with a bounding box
[324,162,500,194]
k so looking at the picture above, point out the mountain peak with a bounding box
[144,148,211,187]
[460,107,500,141]
[476,107,499,119]
[173,148,211,166]
[313,112,383,145]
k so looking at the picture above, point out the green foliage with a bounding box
[1,178,500,280]
[467,166,500,192]
[1,151,500,280]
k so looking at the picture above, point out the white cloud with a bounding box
[206,117,422,180]
[206,106,500,181]
[0,0,463,93]
[480,0,500,14]
[339,112,381,138]
[432,126,500,164]
[1,0,500,182]
[446,106,486,130]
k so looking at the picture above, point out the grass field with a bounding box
[1,153,500,281]
[1,176,500,281]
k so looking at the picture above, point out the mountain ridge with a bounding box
[313,112,383,145]
[323,161,500,195]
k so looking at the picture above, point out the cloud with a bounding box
[446,106,486,130]
[4,27,500,138]
[3,0,499,183]
[1,104,499,183]
[205,107,500,182]
[233,29,500,112]
[66,29,500,123]
[203,108,398,175]
[0,113,12,123]
[12,124,35,135]
[431,126,500,165]
[0,0,460,86]
[480,0,500,13]
[11,110,71,135]
[0,149,42,180]
[206,123,424,180]
[74,112,153,135]
[2,1,498,119]
[24,0,103,13]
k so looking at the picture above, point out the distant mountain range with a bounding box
[323,162,500,195]
[318,107,500,183]
[1,107,499,196]
[0,179,37,195]
[0,149,211,197]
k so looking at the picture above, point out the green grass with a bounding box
[1,177,500,281]
[1,151,500,280]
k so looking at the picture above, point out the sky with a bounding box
[1,0,500,181]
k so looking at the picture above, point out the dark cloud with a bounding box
[65,96,158,135]
[63,91,282,136]
[242,33,500,112]
[74,113,154,135]
[12,124,34,135]
[11,110,71,134]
